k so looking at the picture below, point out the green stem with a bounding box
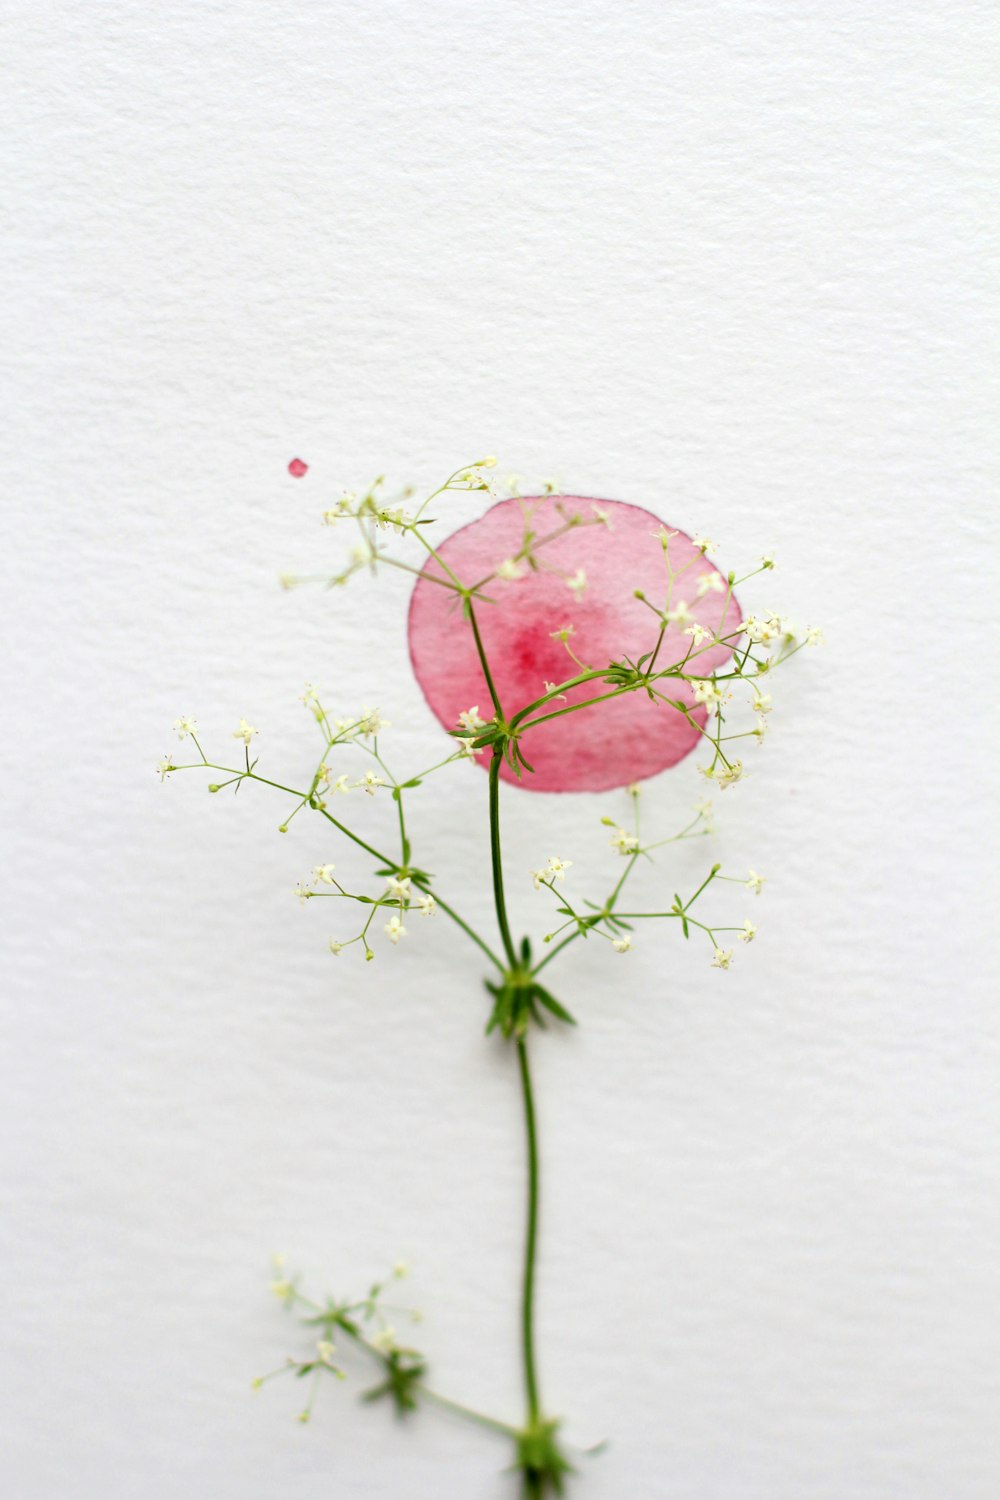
[488,751,518,967]
[517,1036,542,1425]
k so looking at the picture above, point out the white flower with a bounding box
[313,864,337,885]
[293,883,312,903]
[457,706,487,735]
[316,1340,336,1363]
[805,625,824,646]
[695,571,725,597]
[612,936,632,953]
[385,874,411,900]
[173,716,197,739]
[415,893,436,917]
[610,826,639,855]
[664,600,693,627]
[740,919,757,943]
[549,624,575,642]
[692,535,716,554]
[384,914,406,944]
[156,757,174,781]
[480,455,498,468]
[566,568,587,600]
[456,738,483,760]
[331,774,351,794]
[746,869,765,895]
[694,797,714,818]
[232,718,258,745]
[371,1328,397,1353]
[743,613,784,645]
[269,1279,293,1302]
[544,856,572,882]
[543,680,567,701]
[530,868,548,890]
[753,715,769,741]
[393,1259,409,1278]
[592,505,612,528]
[752,691,772,714]
[652,526,678,546]
[692,678,723,708]
[359,772,386,795]
[321,507,340,526]
[328,938,344,956]
[716,760,745,789]
[711,946,734,970]
[761,551,776,570]
[684,622,713,645]
[300,684,320,705]
[358,707,390,737]
[497,558,524,581]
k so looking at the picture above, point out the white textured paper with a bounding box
[3,3,997,1497]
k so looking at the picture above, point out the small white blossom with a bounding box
[328,938,344,956]
[173,716,197,739]
[393,1260,409,1278]
[664,600,693,627]
[316,1340,336,1363]
[415,893,436,917]
[692,678,723,709]
[543,680,567,702]
[156,757,174,781]
[384,914,406,944]
[805,625,824,646]
[480,455,498,468]
[269,1279,293,1302]
[716,760,745,789]
[740,919,757,943]
[232,718,259,745]
[752,691,772,714]
[652,526,678,546]
[313,864,337,885]
[610,826,640,855]
[711,946,734,970]
[684,622,713,645]
[692,534,716,554]
[359,772,386,795]
[358,707,390,737]
[695,571,725,597]
[746,869,765,895]
[761,551,776,570]
[544,856,572,882]
[566,568,587,600]
[457,706,487,735]
[371,1328,397,1353]
[549,623,575,642]
[300,684,320,705]
[592,505,612,527]
[743,613,784,645]
[293,883,312,903]
[497,558,524,581]
[612,936,632,953]
[330,773,351,794]
[753,715,769,741]
[385,874,411,900]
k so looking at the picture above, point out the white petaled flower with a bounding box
[592,505,612,527]
[497,558,524,581]
[321,507,340,526]
[385,874,411,900]
[746,869,766,895]
[529,868,548,890]
[300,684,320,705]
[549,624,575,642]
[692,678,723,708]
[293,883,312,904]
[543,680,567,702]
[359,772,386,796]
[753,715,769,742]
[805,625,824,646]
[313,864,337,885]
[328,938,344,956]
[316,763,332,784]
[371,1328,397,1353]
[698,763,717,782]
[716,760,745,789]
[740,919,757,943]
[415,893,436,917]
[232,718,259,745]
[664,600,693,627]
[481,455,498,468]
[711,947,734,970]
[316,1341,336,1364]
[384,914,406,944]
[652,526,678,546]
[173,716,197,739]
[329,774,350,795]
[544,856,572,882]
[744,612,785,645]
[269,1279,293,1302]
[610,826,639,855]
[358,707,390,737]
[696,571,725,597]
[612,936,632,953]
[566,568,587,600]
[457,706,487,735]
[393,1259,409,1278]
[456,738,483,760]
[684,622,713,645]
[156,758,174,781]
[694,797,714,818]
[752,691,772,714]
[692,535,716,555]
[761,551,776,570]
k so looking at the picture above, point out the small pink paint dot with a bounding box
[288,458,309,478]
[408,496,741,794]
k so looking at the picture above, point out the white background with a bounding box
[3,3,998,1496]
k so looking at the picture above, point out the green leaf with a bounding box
[533,986,577,1026]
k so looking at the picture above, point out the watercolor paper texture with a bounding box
[3,3,996,1499]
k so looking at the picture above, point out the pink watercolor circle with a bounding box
[407,496,741,793]
[288,457,309,478]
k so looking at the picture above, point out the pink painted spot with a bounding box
[408,496,741,793]
[288,457,309,478]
